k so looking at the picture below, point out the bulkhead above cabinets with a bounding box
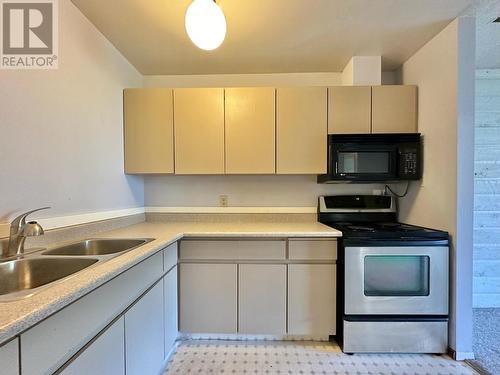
[123,85,417,175]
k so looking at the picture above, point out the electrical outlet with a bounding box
[219,195,228,207]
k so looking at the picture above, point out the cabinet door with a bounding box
[372,85,417,133]
[328,86,371,134]
[239,264,286,334]
[124,88,174,173]
[179,263,237,333]
[125,282,164,375]
[60,317,125,375]
[276,87,327,174]
[174,88,225,174]
[0,338,19,375]
[288,264,336,335]
[164,266,178,356]
[225,87,276,174]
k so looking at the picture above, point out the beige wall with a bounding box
[398,18,475,358]
[0,0,144,229]
[143,72,342,88]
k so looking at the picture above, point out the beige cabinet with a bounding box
[179,263,237,333]
[372,85,417,133]
[288,264,336,335]
[174,88,225,174]
[328,86,371,134]
[276,87,327,174]
[225,88,276,174]
[124,88,174,174]
[238,264,286,334]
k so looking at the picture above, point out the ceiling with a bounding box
[72,0,476,75]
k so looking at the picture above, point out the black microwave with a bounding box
[317,133,422,183]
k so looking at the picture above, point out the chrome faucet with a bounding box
[3,207,50,259]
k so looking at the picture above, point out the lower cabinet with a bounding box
[125,281,165,375]
[179,263,237,333]
[0,338,19,375]
[239,264,286,334]
[164,265,178,355]
[288,264,336,335]
[60,317,125,375]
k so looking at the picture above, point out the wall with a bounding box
[474,69,500,308]
[143,72,342,88]
[145,175,385,209]
[398,18,475,359]
[0,0,144,235]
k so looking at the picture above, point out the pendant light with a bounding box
[185,0,227,51]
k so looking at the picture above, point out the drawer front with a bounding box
[288,239,337,260]
[343,320,448,353]
[164,242,178,271]
[21,252,163,375]
[180,240,286,260]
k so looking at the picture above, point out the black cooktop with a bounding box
[324,221,449,240]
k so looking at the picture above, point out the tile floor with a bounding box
[164,340,477,375]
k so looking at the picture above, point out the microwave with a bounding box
[318,133,422,183]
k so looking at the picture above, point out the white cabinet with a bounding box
[238,264,286,334]
[60,317,125,375]
[125,281,165,375]
[179,263,237,333]
[164,266,178,356]
[288,264,336,335]
[21,252,163,375]
[0,338,19,375]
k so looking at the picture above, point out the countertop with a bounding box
[0,221,341,344]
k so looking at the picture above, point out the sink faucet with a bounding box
[3,207,50,259]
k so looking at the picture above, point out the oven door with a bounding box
[344,246,449,315]
[330,143,398,181]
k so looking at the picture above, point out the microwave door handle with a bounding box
[335,161,339,174]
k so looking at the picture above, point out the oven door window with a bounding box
[338,151,391,174]
[364,255,430,296]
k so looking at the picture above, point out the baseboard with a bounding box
[448,347,475,360]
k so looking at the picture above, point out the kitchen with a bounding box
[0,0,491,374]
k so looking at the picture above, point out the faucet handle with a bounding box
[10,207,51,233]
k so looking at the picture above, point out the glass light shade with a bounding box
[185,0,226,51]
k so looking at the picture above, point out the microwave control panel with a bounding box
[399,146,420,178]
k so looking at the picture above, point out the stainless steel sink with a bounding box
[43,238,151,256]
[0,257,98,297]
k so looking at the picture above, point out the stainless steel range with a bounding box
[318,195,449,354]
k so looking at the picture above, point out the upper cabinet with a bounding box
[174,88,225,174]
[328,86,371,134]
[372,85,417,133]
[123,84,417,174]
[276,87,327,174]
[225,88,275,174]
[328,85,418,135]
[124,88,174,174]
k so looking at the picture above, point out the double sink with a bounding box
[0,238,153,301]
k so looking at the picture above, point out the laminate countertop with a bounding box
[0,221,341,344]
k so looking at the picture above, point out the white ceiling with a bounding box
[72,0,477,75]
